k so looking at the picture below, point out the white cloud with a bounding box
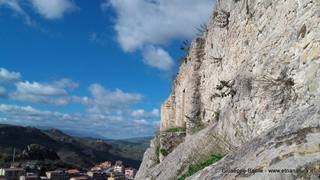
[0,68,160,138]
[0,67,21,84]
[0,104,80,125]
[29,0,78,19]
[0,0,35,25]
[86,84,143,114]
[15,81,67,96]
[10,79,78,106]
[133,119,160,126]
[0,103,159,139]
[0,68,78,105]
[131,108,159,119]
[0,0,22,13]
[106,0,214,52]
[0,0,77,24]
[142,46,175,73]
[53,78,79,89]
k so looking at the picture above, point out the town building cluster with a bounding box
[0,161,137,180]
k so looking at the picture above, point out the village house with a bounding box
[124,168,136,180]
[0,167,25,180]
[0,169,5,178]
[19,172,39,180]
[107,173,125,180]
[69,176,89,180]
[66,169,81,178]
[91,161,112,171]
[46,170,68,180]
[113,161,124,174]
[0,159,135,180]
[87,171,106,180]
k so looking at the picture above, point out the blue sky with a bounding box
[0,0,214,139]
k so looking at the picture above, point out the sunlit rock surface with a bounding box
[136,0,320,179]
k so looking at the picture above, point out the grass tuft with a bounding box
[160,148,168,156]
[214,111,220,121]
[178,154,224,180]
[164,127,186,133]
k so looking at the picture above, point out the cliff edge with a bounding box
[136,0,320,179]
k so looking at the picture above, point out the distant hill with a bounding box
[0,124,149,169]
[104,137,152,161]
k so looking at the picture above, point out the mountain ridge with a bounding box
[0,123,149,169]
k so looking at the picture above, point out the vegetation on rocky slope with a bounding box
[136,0,320,179]
[178,154,224,180]
[164,127,186,133]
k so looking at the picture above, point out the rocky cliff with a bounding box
[135,0,320,179]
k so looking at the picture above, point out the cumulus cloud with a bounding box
[0,68,79,105]
[0,104,77,121]
[105,0,214,73]
[142,46,175,73]
[0,103,159,139]
[0,81,159,138]
[10,79,78,105]
[131,108,159,119]
[106,0,214,52]
[0,67,21,84]
[86,84,143,114]
[0,67,160,138]
[15,81,67,96]
[29,0,78,19]
[133,119,160,126]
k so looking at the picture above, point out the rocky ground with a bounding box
[135,0,320,179]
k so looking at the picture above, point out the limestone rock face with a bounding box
[188,107,320,180]
[158,131,186,162]
[136,0,320,179]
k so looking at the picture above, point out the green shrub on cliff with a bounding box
[164,127,186,133]
[160,148,169,156]
[213,111,220,121]
[178,154,224,180]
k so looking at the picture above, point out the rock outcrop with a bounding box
[19,144,60,161]
[136,0,320,179]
